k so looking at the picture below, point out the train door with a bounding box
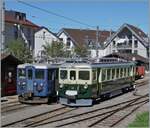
[48,69,56,95]
[26,66,35,92]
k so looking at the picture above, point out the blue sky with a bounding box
[5,0,149,33]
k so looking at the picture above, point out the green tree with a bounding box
[42,41,64,58]
[74,46,89,57]
[7,38,32,63]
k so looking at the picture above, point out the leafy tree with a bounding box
[42,41,64,58]
[74,46,89,57]
[7,38,32,63]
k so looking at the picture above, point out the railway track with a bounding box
[2,106,77,127]
[55,94,148,127]
[1,103,36,114]
[19,93,147,127]
[135,79,149,87]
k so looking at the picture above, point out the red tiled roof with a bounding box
[62,28,115,47]
[5,15,40,29]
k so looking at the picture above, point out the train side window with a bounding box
[28,69,33,79]
[123,68,125,77]
[112,68,115,79]
[128,68,130,76]
[120,68,123,78]
[107,69,111,80]
[70,70,76,80]
[102,69,106,81]
[126,68,128,77]
[92,70,97,81]
[116,68,120,78]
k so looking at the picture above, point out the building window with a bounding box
[128,35,132,39]
[129,40,132,47]
[134,50,138,54]
[67,38,71,47]
[134,40,138,48]
[43,31,46,40]
[60,38,63,42]
[113,41,116,47]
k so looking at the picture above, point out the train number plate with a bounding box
[22,92,32,98]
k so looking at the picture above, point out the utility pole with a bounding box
[0,0,5,53]
[96,26,99,58]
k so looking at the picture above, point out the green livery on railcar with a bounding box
[58,59,136,106]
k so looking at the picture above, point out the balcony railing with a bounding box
[113,44,132,49]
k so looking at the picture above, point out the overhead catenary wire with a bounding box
[16,0,96,28]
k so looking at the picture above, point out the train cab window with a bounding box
[79,71,90,80]
[116,68,120,78]
[92,70,97,81]
[102,69,106,81]
[35,69,44,79]
[70,70,76,80]
[18,69,26,78]
[28,69,33,79]
[112,69,116,79]
[107,69,111,80]
[60,70,68,80]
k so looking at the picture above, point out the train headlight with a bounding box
[22,82,26,85]
[40,83,44,87]
[84,83,88,89]
[34,82,37,86]
[60,84,64,88]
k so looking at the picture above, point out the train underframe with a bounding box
[18,93,57,104]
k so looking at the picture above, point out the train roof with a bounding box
[60,61,135,69]
[17,63,61,69]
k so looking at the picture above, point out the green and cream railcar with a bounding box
[58,61,136,106]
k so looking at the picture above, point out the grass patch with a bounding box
[128,111,149,128]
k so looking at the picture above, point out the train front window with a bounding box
[79,71,90,80]
[18,69,25,78]
[70,71,76,80]
[35,69,44,79]
[28,69,33,79]
[60,70,68,80]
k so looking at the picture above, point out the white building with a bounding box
[104,23,149,58]
[57,28,113,57]
[34,27,59,58]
